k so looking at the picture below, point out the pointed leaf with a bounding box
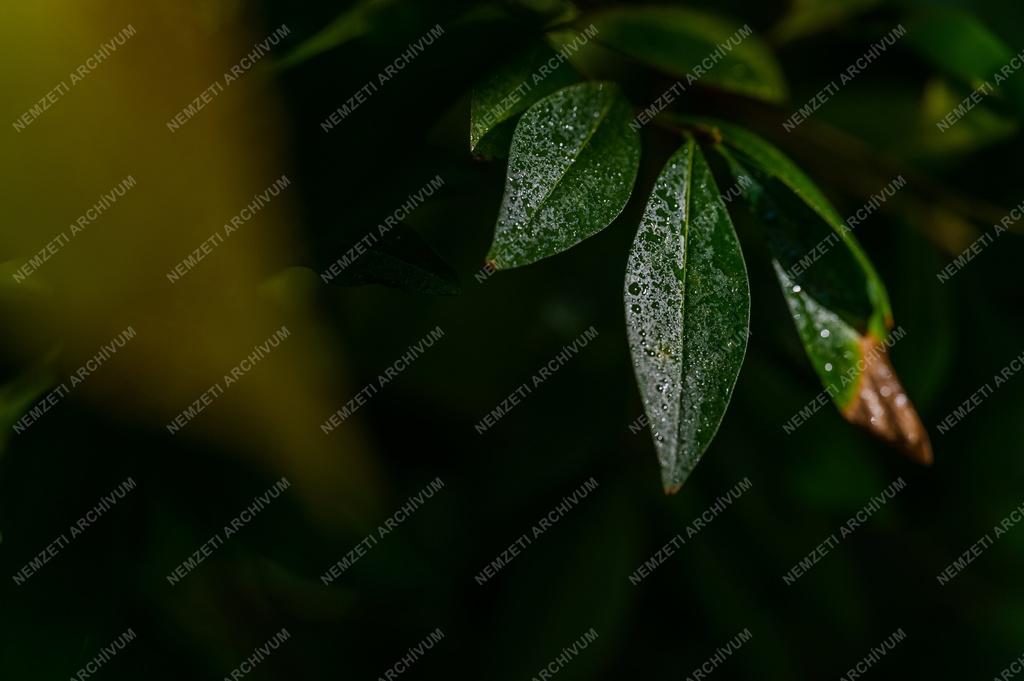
[488,82,640,268]
[686,117,892,334]
[470,42,580,158]
[625,139,750,493]
[696,119,932,464]
[587,7,786,103]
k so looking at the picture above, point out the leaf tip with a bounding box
[843,335,934,466]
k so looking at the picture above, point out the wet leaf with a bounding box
[689,117,892,333]
[696,119,932,464]
[625,139,750,493]
[470,42,580,159]
[586,6,786,103]
[487,82,639,269]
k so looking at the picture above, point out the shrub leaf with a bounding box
[470,42,579,159]
[697,118,933,464]
[587,7,787,103]
[487,81,640,269]
[625,139,750,493]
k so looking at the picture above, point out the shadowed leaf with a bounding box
[586,6,786,103]
[696,119,932,464]
[772,0,885,43]
[276,0,401,70]
[907,7,1024,119]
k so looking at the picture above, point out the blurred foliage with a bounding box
[1,0,1023,679]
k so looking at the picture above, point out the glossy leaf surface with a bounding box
[470,42,579,159]
[625,139,750,492]
[698,119,932,463]
[487,82,639,269]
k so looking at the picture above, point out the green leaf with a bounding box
[686,117,891,333]
[586,7,786,103]
[907,8,1024,119]
[487,82,640,269]
[692,118,932,464]
[916,79,1016,157]
[625,139,750,493]
[276,0,399,70]
[907,8,1009,86]
[714,143,871,395]
[772,0,885,43]
[470,42,580,159]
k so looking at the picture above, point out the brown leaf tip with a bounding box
[842,335,934,465]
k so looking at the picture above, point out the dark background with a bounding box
[2,0,1023,678]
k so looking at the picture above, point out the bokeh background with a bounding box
[2,0,1023,678]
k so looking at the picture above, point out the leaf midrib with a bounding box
[518,87,616,230]
[674,139,695,463]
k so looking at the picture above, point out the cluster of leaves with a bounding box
[466,4,942,491]
[6,0,1021,494]
[263,0,1024,492]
